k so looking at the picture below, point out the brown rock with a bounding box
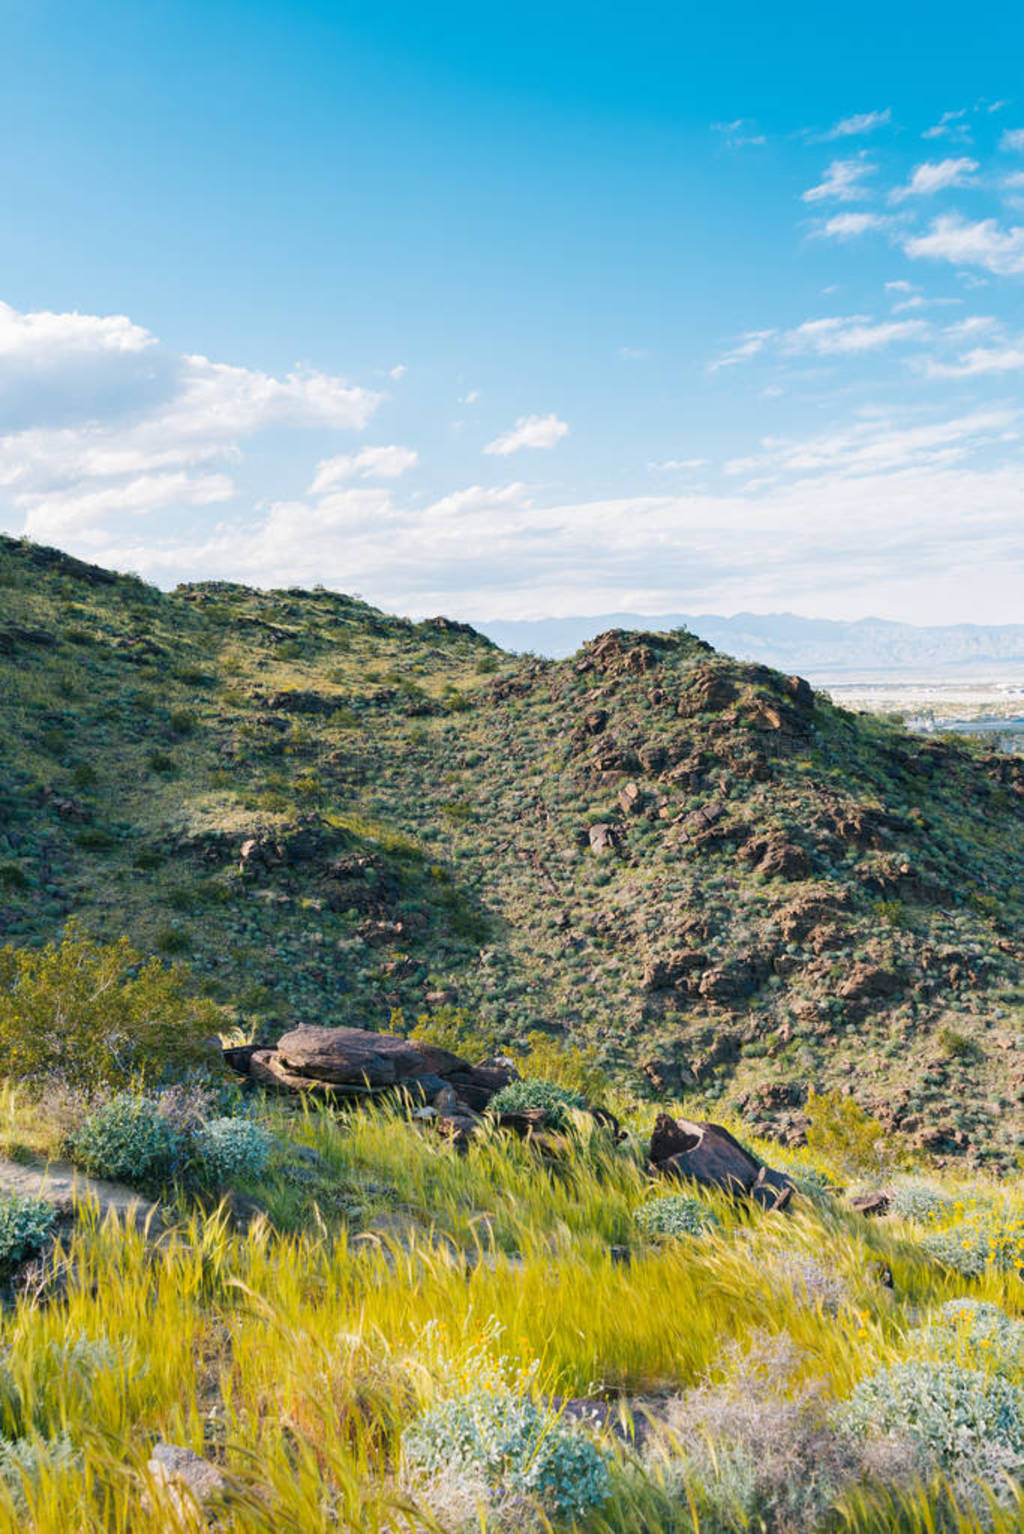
[276,1025,467,1086]
[588,822,620,856]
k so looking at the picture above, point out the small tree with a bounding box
[0,923,222,1088]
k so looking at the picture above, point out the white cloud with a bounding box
[649,458,709,471]
[904,214,1024,275]
[310,445,419,493]
[0,297,383,545]
[483,413,569,455]
[889,157,979,202]
[1000,129,1024,152]
[711,119,766,147]
[816,212,890,239]
[708,330,777,369]
[824,108,892,139]
[781,316,929,354]
[458,389,480,405]
[724,406,1015,478]
[923,109,971,142]
[920,343,1024,378]
[389,363,408,379]
[802,155,876,203]
[0,300,153,357]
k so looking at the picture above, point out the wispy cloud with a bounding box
[1000,128,1024,152]
[823,108,892,139]
[889,157,979,202]
[802,155,876,203]
[712,314,928,369]
[711,118,766,147]
[483,413,569,455]
[708,330,777,369]
[815,212,891,240]
[904,214,1024,276]
[922,108,971,142]
[310,445,418,493]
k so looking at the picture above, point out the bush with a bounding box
[0,925,221,1087]
[516,1030,610,1099]
[914,1300,1024,1374]
[488,1078,588,1129]
[403,1387,610,1518]
[68,1093,274,1197]
[803,1088,889,1180]
[634,1194,718,1239]
[922,1213,1024,1278]
[889,1182,954,1225]
[841,1360,1024,1479]
[66,1094,186,1194]
[192,1117,273,1186]
[0,1195,56,1277]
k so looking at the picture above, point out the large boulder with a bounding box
[276,1025,466,1086]
[649,1113,794,1210]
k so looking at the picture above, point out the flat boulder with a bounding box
[276,1025,467,1086]
[650,1113,795,1210]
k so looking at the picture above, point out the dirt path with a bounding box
[0,1156,157,1229]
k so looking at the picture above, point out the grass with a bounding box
[1,1096,1024,1527]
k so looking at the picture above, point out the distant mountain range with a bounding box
[475,612,1024,679]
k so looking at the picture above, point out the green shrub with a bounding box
[67,1094,186,1193]
[0,925,221,1087]
[147,751,175,774]
[169,709,196,736]
[841,1359,1024,1478]
[803,1088,888,1180]
[488,1078,588,1129]
[0,866,29,892]
[914,1300,1024,1374]
[192,1117,273,1186]
[403,1386,610,1518]
[889,1183,954,1225]
[0,1195,56,1277]
[633,1194,718,1239]
[516,1030,610,1099]
[921,1214,1024,1278]
[154,927,190,955]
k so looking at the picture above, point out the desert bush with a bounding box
[0,1196,56,1278]
[192,1117,273,1186]
[803,1088,890,1180]
[648,1332,855,1534]
[914,1299,1024,1374]
[66,1094,186,1193]
[633,1194,717,1240]
[0,925,221,1087]
[922,1210,1024,1278]
[889,1182,954,1225]
[516,1030,610,1099]
[841,1359,1024,1488]
[488,1079,588,1129]
[403,1386,609,1518]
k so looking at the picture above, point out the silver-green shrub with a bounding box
[488,1079,588,1129]
[0,1195,56,1278]
[889,1182,955,1225]
[192,1117,273,1185]
[634,1194,718,1239]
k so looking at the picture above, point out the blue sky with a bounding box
[2,0,1024,623]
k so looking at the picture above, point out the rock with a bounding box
[588,822,620,856]
[838,964,902,1002]
[276,1025,466,1086]
[583,709,608,734]
[785,675,814,708]
[850,1191,890,1217]
[677,666,737,715]
[147,1442,230,1522]
[642,950,706,991]
[617,781,646,816]
[651,1114,795,1209]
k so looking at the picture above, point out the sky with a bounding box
[1,0,1024,625]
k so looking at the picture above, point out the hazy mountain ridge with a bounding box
[479,611,1024,677]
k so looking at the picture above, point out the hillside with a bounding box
[2,534,1024,1163]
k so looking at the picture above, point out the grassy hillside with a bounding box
[2,533,1023,1162]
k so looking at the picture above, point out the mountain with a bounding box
[2,533,1023,1163]
[478,611,1024,677]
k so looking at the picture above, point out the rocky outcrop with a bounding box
[232,1025,517,1119]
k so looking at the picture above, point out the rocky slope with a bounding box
[2,534,1023,1162]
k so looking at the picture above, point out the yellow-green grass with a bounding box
[0,1102,1022,1528]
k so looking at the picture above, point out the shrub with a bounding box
[192,1117,273,1186]
[634,1194,718,1239]
[841,1360,1024,1482]
[0,925,221,1087]
[889,1182,954,1225]
[922,1213,1024,1278]
[403,1387,610,1518]
[66,1094,186,1194]
[0,1437,79,1515]
[488,1078,588,1129]
[516,1030,610,1100]
[803,1088,889,1180]
[0,1195,56,1277]
[914,1300,1024,1374]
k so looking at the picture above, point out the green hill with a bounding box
[2,533,1022,1163]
